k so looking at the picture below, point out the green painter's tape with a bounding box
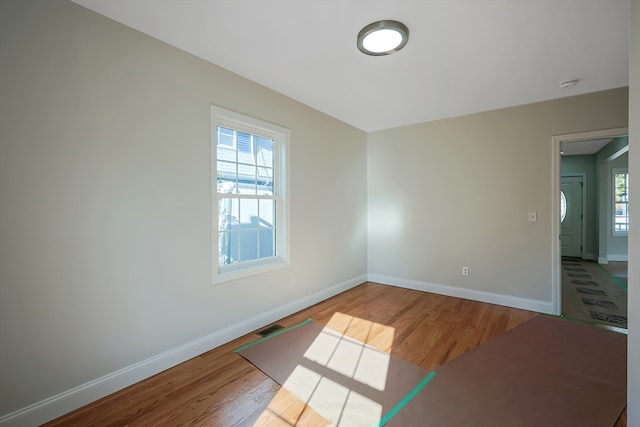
[559,313,599,327]
[597,264,628,290]
[233,318,313,353]
[374,371,437,427]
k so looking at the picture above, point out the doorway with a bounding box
[551,127,629,318]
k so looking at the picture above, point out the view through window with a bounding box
[560,190,567,222]
[613,169,629,235]
[212,106,289,282]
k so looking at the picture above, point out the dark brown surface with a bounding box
[388,315,627,427]
[238,320,433,425]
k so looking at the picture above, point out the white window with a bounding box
[211,106,289,283]
[613,168,629,236]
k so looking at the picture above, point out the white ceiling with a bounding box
[72,0,629,132]
[561,138,614,156]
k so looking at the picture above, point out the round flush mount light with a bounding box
[357,20,409,56]
[560,79,579,89]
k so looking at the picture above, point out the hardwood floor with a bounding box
[45,282,626,426]
[602,261,629,286]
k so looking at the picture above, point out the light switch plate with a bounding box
[528,211,537,222]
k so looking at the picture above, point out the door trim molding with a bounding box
[551,127,628,316]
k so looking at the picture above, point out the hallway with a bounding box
[561,258,628,330]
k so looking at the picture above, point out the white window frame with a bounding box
[612,168,629,236]
[211,106,290,284]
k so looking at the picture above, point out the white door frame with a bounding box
[551,127,628,316]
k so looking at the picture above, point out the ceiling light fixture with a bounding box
[357,20,409,56]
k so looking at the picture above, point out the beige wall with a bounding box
[0,0,367,418]
[368,89,628,304]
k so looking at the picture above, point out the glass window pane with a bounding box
[218,198,239,231]
[615,173,628,202]
[256,137,273,168]
[217,160,236,178]
[259,228,275,258]
[257,167,273,195]
[238,153,255,167]
[259,199,275,228]
[613,172,629,234]
[217,126,234,147]
[217,143,236,163]
[217,161,237,194]
[239,230,258,262]
[219,231,238,266]
[257,166,272,180]
[237,165,257,195]
[237,131,252,153]
[240,198,258,229]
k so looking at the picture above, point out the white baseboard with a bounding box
[367,274,555,315]
[0,275,366,427]
[600,255,629,263]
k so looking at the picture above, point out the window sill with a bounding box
[213,257,289,285]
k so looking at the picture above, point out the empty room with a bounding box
[1,1,638,426]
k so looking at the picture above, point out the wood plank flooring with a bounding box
[602,261,628,280]
[45,282,627,426]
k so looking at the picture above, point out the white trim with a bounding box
[551,127,629,317]
[0,275,366,427]
[551,133,562,315]
[608,254,629,262]
[603,144,629,162]
[215,257,289,284]
[367,274,555,314]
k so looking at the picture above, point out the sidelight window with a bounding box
[613,169,629,235]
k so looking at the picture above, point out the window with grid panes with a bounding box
[613,169,629,235]
[211,106,289,282]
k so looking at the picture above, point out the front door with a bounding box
[561,176,583,257]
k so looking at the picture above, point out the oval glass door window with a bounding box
[560,190,567,222]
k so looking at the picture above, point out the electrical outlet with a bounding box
[291,276,297,286]
[462,266,469,276]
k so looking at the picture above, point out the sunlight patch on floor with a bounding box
[326,312,395,353]
[254,313,396,426]
[252,386,331,426]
